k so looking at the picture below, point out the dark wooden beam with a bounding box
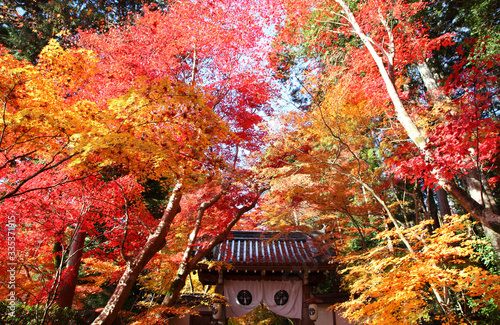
[197,269,328,285]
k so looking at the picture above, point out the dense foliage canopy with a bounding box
[0,0,499,324]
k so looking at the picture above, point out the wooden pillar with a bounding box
[301,271,312,325]
[214,270,227,325]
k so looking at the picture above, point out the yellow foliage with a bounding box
[137,257,177,295]
[257,71,385,246]
[128,306,193,325]
[0,41,98,164]
[1,40,232,189]
[69,77,231,182]
[204,261,234,271]
[80,258,124,292]
[337,215,500,325]
[415,99,458,135]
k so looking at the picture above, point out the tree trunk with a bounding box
[417,61,446,102]
[161,187,267,307]
[334,0,500,234]
[91,182,183,325]
[427,187,441,230]
[464,169,499,213]
[417,61,452,219]
[463,168,500,252]
[57,229,86,309]
[161,184,229,307]
[436,188,451,217]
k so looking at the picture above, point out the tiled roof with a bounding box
[209,231,334,270]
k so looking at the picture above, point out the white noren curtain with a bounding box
[224,280,302,319]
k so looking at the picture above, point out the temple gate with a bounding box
[188,230,350,325]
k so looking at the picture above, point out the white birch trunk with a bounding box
[334,0,500,233]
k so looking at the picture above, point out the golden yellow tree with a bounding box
[339,215,500,325]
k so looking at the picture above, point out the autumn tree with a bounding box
[1,1,277,323]
[258,75,500,323]
[0,42,172,321]
[0,37,244,324]
[263,0,500,323]
[69,1,279,324]
[0,0,169,63]
[264,41,404,265]
[0,39,110,324]
[338,216,500,324]
[0,40,97,203]
[0,168,152,323]
[273,0,499,235]
[413,0,500,248]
